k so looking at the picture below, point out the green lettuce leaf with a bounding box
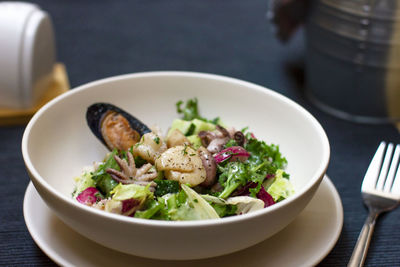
[266,169,294,202]
[73,168,95,198]
[110,183,153,201]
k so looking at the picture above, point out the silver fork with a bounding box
[348,141,400,267]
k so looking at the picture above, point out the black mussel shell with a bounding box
[86,103,151,150]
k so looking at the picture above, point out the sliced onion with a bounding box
[213,146,250,164]
[76,187,103,205]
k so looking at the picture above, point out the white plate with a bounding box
[23,176,343,267]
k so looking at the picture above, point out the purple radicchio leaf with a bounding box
[76,187,103,205]
[121,198,141,216]
[256,186,275,207]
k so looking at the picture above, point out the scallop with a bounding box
[155,145,207,186]
[132,131,167,164]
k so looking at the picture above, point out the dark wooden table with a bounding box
[1,1,399,266]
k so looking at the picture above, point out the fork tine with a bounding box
[362,141,386,191]
[392,160,400,196]
[384,144,400,192]
[376,143,394,191]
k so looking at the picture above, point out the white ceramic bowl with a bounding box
[22,71,330,260]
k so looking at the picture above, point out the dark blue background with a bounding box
[1,1,399,266]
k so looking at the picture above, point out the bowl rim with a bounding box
[22,70,330,227]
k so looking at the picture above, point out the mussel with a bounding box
[86,103,151,151]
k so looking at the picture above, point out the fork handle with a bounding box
[348,211,379,267]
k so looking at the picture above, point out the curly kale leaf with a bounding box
[218,162,248,199]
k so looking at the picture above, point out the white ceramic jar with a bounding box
[0,2,56,109]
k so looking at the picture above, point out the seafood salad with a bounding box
[73,99,294,220]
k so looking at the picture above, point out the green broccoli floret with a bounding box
[154,180,180,197]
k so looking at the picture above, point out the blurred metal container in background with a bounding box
[305,0,400,123]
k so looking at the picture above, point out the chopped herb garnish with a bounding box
[153,136,160,144]
[182,143,188,155]
[185,123,196,136]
